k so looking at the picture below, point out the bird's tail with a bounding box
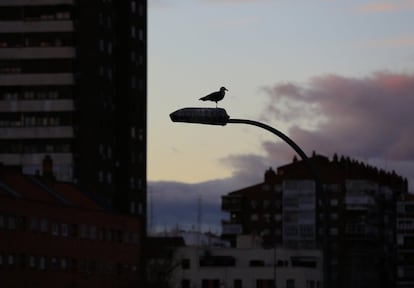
[199,96,207,101]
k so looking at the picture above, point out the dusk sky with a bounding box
[147,0,414,231]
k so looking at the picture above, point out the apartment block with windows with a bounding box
[0,167,142,287]
[0,0,147,217]
[221,153,408,288]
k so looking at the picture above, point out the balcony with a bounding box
[0,126,74,139]
[221,195,242,211]
[0,99,74,112]
[0,47,76,59]
[0,20,74,33]
[0,73,74,86]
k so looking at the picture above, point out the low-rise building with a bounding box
[0,167,142,287]
[148,233,322,288]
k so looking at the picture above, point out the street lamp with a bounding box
[170,107,330,288]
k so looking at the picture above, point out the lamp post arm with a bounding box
[228,118,316,180]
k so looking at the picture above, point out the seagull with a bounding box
[199,86,228,107]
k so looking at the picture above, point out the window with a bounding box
[80,224,87,239]
[90,260,96,274]
[52,223,59,236]
[107,42,112,54]
[131,26,136,38]
[306,280,315,288]
[202,279,220,288]
[51,257,58,271]
[40,256,46,271]
[90,226,97,240]
[250,260,265,267]
[138,4,144,17]
[0,215,5,228]
[99,228,105,241]
[99,39,104,52]
[8,216,16,230]
[330,199,338,206]
[234,279,242,288]
[80,260,87,273]
[181,259,190,269]
[18,254,25,269]
[71,224,78,238]
[287,279,295,288]
[117,230,123,243]
[40,219,48,232]
[71,258,78,272]
[8,254,15,266]
[61,224,68,237]
[256,280,273,288]
[138,29,144,41]
[182,279,190,288]
[130,201,136,214]
[29,256,36,269]
[107,229,113,242]
[98,171,104,182]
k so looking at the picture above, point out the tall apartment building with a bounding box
[0,0,147,216]
[221,153,408,288]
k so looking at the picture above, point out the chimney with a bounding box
[42,155,55,180]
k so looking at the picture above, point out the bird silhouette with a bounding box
[199,87,228,107]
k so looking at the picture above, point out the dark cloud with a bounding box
[148,176,259,233]
[264,72,414,161]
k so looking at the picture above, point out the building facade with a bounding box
[222,154,408,288]
[174,236,322,288]
[148,234,322,288]
[396,194,414,288]
[0,0,147,216]
[0,168,142,287]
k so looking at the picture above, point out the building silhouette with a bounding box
[0,0,147,216]
[222,153,408,288]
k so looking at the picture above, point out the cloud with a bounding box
[356,2,397,13]
[354,1,414,13]
[264,72,414,161]
[219,154,271,183]
[259,71,414,192]
[148,175,259,233]
[377,35,414,48]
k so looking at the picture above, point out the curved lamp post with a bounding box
[170,107,330,288]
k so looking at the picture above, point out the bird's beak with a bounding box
[225,88,229,91]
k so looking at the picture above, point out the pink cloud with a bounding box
[264,72,414,161]
[354,1,414,13]
[357,2,397,13]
